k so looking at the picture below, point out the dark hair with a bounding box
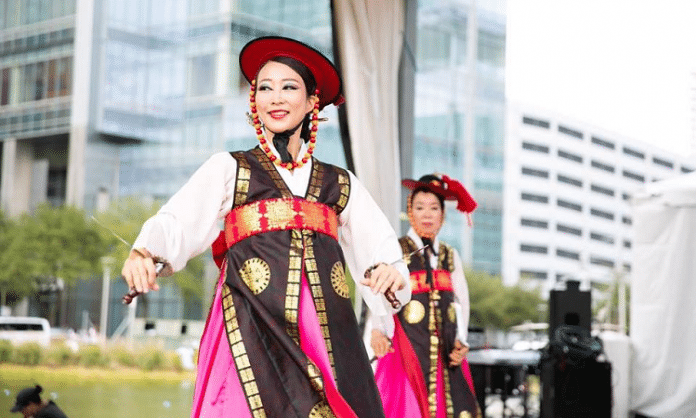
[257,56,317,142]
[411,188,445,210]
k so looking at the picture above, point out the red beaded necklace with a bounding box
[249,79,320,170]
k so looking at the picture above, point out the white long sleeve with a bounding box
[339,171,411,318]
[132,151,238,271]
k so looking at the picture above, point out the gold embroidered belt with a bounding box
[225,197,338,247]
[410,270,453,294]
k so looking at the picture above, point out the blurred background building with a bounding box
[503,104,696,294]
[2,0,694,336]
[0,0,508,333]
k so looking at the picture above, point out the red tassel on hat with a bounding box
[442,175,477,214]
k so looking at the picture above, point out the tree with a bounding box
[467,270,546,330]
[0,204,110,300]
[93,198,208,307]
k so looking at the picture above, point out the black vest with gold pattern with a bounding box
[220,147,385,418]
[397,236,479,418]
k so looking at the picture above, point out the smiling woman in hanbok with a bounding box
[120,36,410,418]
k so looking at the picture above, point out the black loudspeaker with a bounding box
[548,280,591,341]
[540,357,612,418]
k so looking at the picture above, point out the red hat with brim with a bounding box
[239,36,344,110]
[402,175,457,201]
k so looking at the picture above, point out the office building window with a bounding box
[558,125,583,139]
[591,184,615,197]
[557,174,582,188]
[522,141,549,153]
[590,208,614,221]
[590,256,615,268]
[622,169,645,183]
[521,192,548,204]
[622,215,632,225]
[556,223,582,236]
[623,263,631,272]
[521,218,548,229]
[1,68,9,105]
[557,199,582,212]
[622,192,631,200]
[188,54,215,97]
[652,157,673,169]
[478,30,505,67]
[417,26,451,69]
[556,248,580,260]
[591,159,615,173]
[591,136,615,150]
[520,244,548,254]
[557,149,583,163]
[623,240,631,249]
[682,166,694,173]
[521,167,549,178]
[623,146,645,159]
[522,116,550,128]
[590,232,614,245]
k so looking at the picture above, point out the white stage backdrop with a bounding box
[332,0,404,227]
[631,172,696,418]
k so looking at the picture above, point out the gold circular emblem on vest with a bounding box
[309,401,335,418]
[238,258,271,295]
[403,300,425,324]
[448,303,457,323]
[330,261,350,298]
[459,412,472,418]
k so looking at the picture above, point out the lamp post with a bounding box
[100,256,114,342]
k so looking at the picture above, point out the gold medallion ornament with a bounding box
[238,258,271,295]
[448,303,457,323]
[330,261,350,298]
[309,400,335,417]
[403,300,425,324]
[459,412,472,418]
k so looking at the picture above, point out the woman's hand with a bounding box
[121,249,160,294]
[448,339,469,366]
[360,263,405,295]
[370,329,393,358]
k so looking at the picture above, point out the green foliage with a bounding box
[0,339,13,362]
[78,344,110,368]
[0,204,111,299]
[13,342,43,365]
[593,275,631,333]
[137,346,165,371]
[467,270,546,330]
[167,351,184,372]
[110,345,138,368]
[94,198,207,303]
[47,342,77,366]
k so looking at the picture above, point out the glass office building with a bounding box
[1,0,507,329]
[412,0,506,274]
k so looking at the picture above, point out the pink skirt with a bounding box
[374,320,478,418]
[191,267,357,417]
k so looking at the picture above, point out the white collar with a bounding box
[407,227,439,254]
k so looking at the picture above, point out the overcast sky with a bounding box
[506,0,696,155]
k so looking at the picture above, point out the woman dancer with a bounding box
[121,36,409,418]
[370,174,481,418]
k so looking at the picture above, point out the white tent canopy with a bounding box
[630,171,696,418]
